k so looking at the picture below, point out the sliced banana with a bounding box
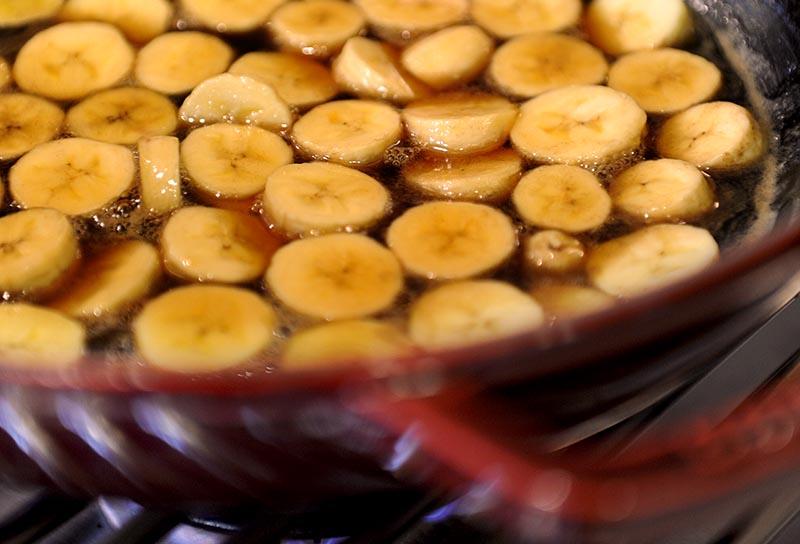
[179,73,293,132]
[263,162,391,237]
[66,87,178,145]
[0,0,62,27]
[531,284,615,319]
[133,285,277,374]
[138,136,182,215]
[180,0,286,33]
[511,85,647,166]
[587,224,719,297]
[656,101,765,171]
[266,233,403,321]
[13,22,134,101]
[409,280,544,350]
[229,52,338,110]
[470,0,582,39]
[609,159,716,223]
[0,304,85,370]
[402,148,522,203]
[489,33,609,99]
[135,31,234,95]
[0,94,64,161]
[293,100,402,167]
[403,93,518,155]
[50,241,162,321]
[0,57,10,90]
[524,231,586,275]
[10,138,134,216]
[586,0,693,56]
[386,201,517,280]
[268,0,366,59]
[353,0,468,42]
[59,0,173,43]
[513,165,612,234]
[182,123,293,201]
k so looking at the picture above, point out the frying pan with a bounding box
[0,0,798,510]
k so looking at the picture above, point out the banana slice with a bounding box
[531,284,615,319]
[268,0,366,59]
[333,37,431,105]
[470,0,582,39]
[586,0,693,56]
[10,138,135,216]
[409,280,544,349]
[489,33,609,99]
[0,208,79,296]
[138,136,182,215]
[0,305,85,370]
[179,73,293,132]
[0,94,64,161]
[293,100,402,167]
[50,241,162,321]
[66,87,178,145]
[135,31,234,95]
[0,57,10,90]
[180,0,286,33]
[587,224,719,297]
[386,201,517,280]
[263,162,391,237]
[267,233,403,321]
[0,0,62,27]
[13,22,134,101]
[182,123,293,201]
[402,148,522,203]
[513,165,612,234]
[59,0,173,43]
[133,285,277,374]
[353,0,468,42]
[609,159,716,223]
[403,93,518,155]
[524,231,586,275]
[229,52,338,110]
[511,85,648,166]
[656,102,765,171]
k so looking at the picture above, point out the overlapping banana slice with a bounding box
[59,0,173,43]
[524,231,586,275]
[263,162,391,237]
[489,34,608,99]
[386,201,517,280]
[0,0,63,27]
[0,304,85,370]
[10,138,135,216]
[354,0,468,42]
[409,280,544,349]
[531,284,615,319]
[587,224,719,297]
[0,58,10,90]
[0,94,64,161]
[133,285,278,373]
[292,100,402,167]
[14,22,134,101]
[135,31,234,95]
[266,233,404,321]
[181,0,286,33]
[470,0,582,39]
[269,0,366,58]
[138,136,182,215]
[657,102,765,171]
[511,85,647,166]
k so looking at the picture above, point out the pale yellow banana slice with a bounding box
[409,280,544,349]
[0,0,62,27]
[181,0,286,33]
[0,57,10,90]
[293,100,402,167]
[511,85,647,166]
[470,0,582,39]
[489,33,609,99]
[386,201,517,280]
[10,138,134,216]
[513,165,612,234]
[135,31,234,95]
[524,231,586,275]
[229,52,338,110]
[0,94,64,161]
[59,0,173,43]
[13,22,134,101]
[403,93,518,155]
[0,304,85,370]
[133,285,277,373]
[182,123,293,201]
[66,87,177,145]
[0,208,79,296]
[609,159,716,223]
[268,0,366,58]
[266,233,403,321]
[656,101,765,171]
[531,284,615,319]
[49,241,162,321]
[587,224,719,297]
[354,0,468,42]
[263,162,391,237]
[586,0,693,56]
[179,73,293,132]
[402,148,522,203]
[138,136,182,215]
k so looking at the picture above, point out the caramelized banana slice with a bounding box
[0,0,62,28]
[471,0,582,38]
[60,0,173,43]
[0,304,85,370]
[524,231,586,275]
[531,284,615,319]
[0,94,64,161]
[354,0,468,42]
[268,0,366,58]
[180,0,286,33]
[138,136,182,215]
